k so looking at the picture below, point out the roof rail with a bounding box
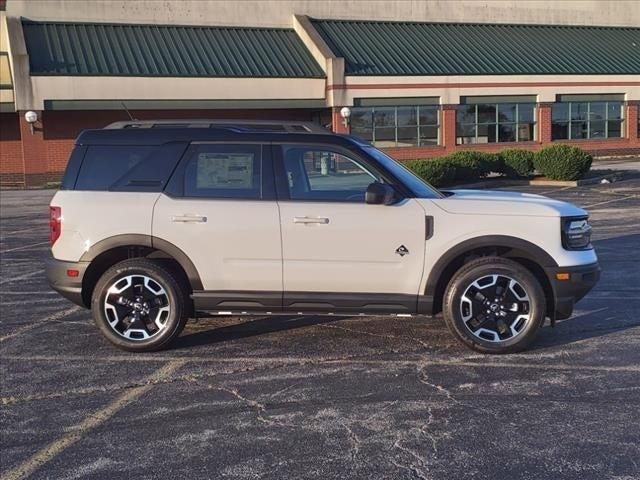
[104,119,329,134]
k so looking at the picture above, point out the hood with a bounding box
[430,189,587,217]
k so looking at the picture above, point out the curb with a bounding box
[454,171,631,189]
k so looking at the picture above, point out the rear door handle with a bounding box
[293,216,329,225]
[172,215,207,223]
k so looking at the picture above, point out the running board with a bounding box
[194,310,423,318]
[191,290,434,315]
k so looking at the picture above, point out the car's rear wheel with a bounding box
[443,257,546,354]
[91,259,188,352]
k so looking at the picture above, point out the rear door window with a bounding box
[182,144,263,199]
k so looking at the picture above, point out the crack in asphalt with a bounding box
[416,362,459,404]
[341,422,362,462]
[2,352,640,372]
[0,360,298,406]
[390,444,431,480]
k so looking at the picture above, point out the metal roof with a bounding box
[311,19,640,76]
[22,20,325,78]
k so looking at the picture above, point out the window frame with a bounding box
[164,142,276,200]
[551,101,625,141]
[456,103,537,145]
[350,105,441,147]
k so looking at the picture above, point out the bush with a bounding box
[406,158,455,187]
[446,151,493,181]
[484,153,504,175]
[534,145,592,180]
[499,149,535,178]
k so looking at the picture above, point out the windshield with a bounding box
[363,147,443,199]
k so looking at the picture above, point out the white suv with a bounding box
[46,120,600,354]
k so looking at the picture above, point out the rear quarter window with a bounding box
[74,143,187,191]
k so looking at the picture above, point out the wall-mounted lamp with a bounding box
[24,111,38,134]
[340,106,351,129]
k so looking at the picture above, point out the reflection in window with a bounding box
[456,103,536,144]
[350,105,440,147]
[283,146,379,201]
[552,101,624,140]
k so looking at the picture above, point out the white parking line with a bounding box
[0,227,45,237]
[0,269,43,285]
[1,354,639,373]
[583,194,636,209]
[0,291,57,295]
[1,297,69,306]
[0,241,49,254]
[0,306,81,342]
[0,360,185,480]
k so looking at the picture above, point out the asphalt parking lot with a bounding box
[1,179,639,480]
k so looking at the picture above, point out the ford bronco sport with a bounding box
[46,120,600,354]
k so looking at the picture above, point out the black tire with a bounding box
[443,257,546,354]
[91,258,188,352]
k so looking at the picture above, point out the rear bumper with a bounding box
[545,262,600,320]
[45,257,90,308]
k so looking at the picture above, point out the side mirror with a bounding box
[365,182,396,205]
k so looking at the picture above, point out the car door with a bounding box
[152,142,282,311]
[275,144,427,313]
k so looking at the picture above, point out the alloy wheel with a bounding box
[459,274,532,343]
[103,274,171,341]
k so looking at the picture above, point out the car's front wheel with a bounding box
[91,259,188,352]
[443,257,546,354]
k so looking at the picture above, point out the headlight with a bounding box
[561,216,592,250]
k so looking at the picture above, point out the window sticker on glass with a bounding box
[196,153,254,189]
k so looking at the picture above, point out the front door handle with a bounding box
[293,216,330,225]
[172,215,207,223]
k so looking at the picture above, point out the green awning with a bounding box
[22,19,325,78]
[311,19,640,76]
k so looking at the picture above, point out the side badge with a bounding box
[395,245,409,257]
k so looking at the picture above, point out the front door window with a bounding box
[283,146,379,202]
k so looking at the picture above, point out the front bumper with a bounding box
[545,262,600,320]
[45,257,90,307]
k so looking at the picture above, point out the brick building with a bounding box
[1,0,639,187]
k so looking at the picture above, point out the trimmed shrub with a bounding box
[446,151,493,181]
[499,149,535,178]
[484,153,504,175]
[534,145,592,180]
[406,158,455,187]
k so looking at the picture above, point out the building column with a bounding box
[538,103,553,144]
[627,101,639,144]
[441,104,457,152]
[18,110,48,187]
[331,107,349,134]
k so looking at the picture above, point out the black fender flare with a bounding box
[424,234,558,300]
[80,234,203,290]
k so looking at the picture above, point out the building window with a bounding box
[350,105,439,147]
[552,101,624,140]
[456,103,536,144]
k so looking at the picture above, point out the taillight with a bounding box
[49,206,62,246]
